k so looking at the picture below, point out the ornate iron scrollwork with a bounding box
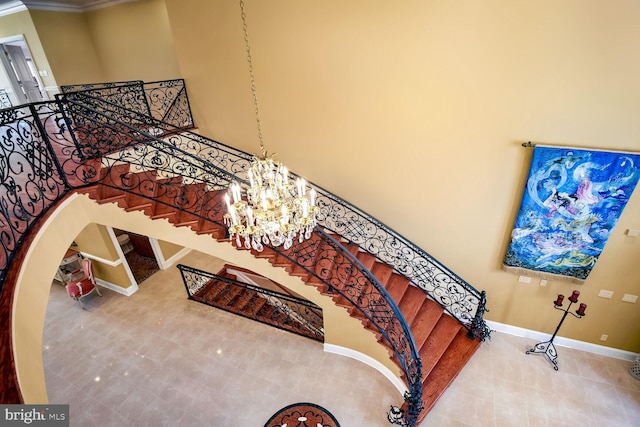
[1,80,491,426]
[178,264,324,342]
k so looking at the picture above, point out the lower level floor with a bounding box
[43,250,640,426]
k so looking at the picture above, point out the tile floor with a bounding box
[43,250,640,426]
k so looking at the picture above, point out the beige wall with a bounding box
[164,0,640,351]
[4,0,179,89]
[75,223,117,260]
[74,223,133,289]
[29,10,104,86]
[158,239,183,260]
[84,0,181,82]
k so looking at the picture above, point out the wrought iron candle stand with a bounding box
[525,290,587,371]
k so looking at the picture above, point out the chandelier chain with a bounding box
[240,0,266,158]
[225,0,319,252]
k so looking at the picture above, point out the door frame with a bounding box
[0,34,46,104]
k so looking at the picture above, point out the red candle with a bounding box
[554,294,564,306]
[576,303,587,316]
[569,290,580,303]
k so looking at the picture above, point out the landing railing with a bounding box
[178,264,324,341]
[60,79,193,130]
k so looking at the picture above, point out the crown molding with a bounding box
[79,0,136,12]
[0,0,135,15]
[0,1,27,17]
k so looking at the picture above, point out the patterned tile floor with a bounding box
[43,250,640,426]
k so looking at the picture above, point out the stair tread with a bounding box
[410,299,444,350]
[398,285,427,324]
[384,273,409,302]
[419,329,481,418]
[356,251,376,269]
[419,313,462,378]
[370,262,393,286]
[240,295,268,315]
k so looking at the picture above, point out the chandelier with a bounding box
[224,0,319,252]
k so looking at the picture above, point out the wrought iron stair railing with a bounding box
[0,79,490,426]
[266,229,424,426]
[57,82,489,339]
[18,95,425,426]
[0,101,71,290]
[0,94,422,423]
[178,264,325,341]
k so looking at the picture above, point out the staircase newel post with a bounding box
[387,388,423,427]
[467,290,491,341]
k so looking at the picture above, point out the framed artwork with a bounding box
[503,146,640,283]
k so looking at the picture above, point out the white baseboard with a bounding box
[324,343,408,395]
[96,279,138,296]
[486,320,639,361]
[158,247,191,270]
[44,86,60,97]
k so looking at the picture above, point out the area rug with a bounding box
[264,402,340,427]
[124,251,159,283]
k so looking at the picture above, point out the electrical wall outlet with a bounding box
[626,229,640,237]
[539,279,547,287]
[600,334,608,342]
[518,276,531,283]
[598,290,614,299]
[622,294,638,303]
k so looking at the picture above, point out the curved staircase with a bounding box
[0,80,489,426]
[75,157,481,423]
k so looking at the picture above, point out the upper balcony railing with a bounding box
[61,79,193,130]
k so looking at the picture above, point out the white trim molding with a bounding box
[44,86,60,97]
[324,343,408,395]
[148,238,190,270]
[78,251,122,267]
[95,278,138,296]
[0,0,136,15]
[0,1,26,17]
[486,320,640,362]
[105,226,138,290]
[158,246,190,270]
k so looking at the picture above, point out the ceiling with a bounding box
[0,0,135,14]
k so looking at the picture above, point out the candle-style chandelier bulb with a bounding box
[224,155,319,251]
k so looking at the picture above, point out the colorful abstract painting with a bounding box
[503,146,640,282]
